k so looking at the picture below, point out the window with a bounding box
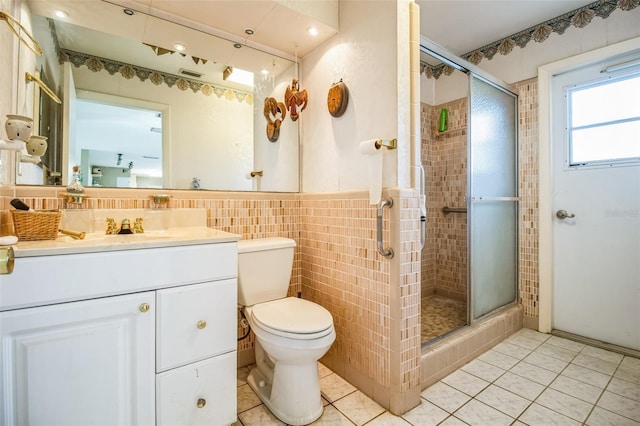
[567,73,640,167]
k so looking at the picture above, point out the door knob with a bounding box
[556,209,575,219]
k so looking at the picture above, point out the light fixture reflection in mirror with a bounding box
[20,0,301,192]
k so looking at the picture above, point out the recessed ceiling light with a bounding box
[123,8,135,16]
[54,10,68,19]
[233,43,242,49]
[308,27,319,36]
[174,43,186,52]
[244,28,255,35]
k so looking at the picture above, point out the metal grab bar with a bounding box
[442,206,467,215]
[377,198,394,258]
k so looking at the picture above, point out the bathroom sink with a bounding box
[52,232,175,248]
[11,208,240,257]
[76,232,175,242]
[15,226,239,257]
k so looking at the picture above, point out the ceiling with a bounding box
[107,0,339,57]
[417,0,596,57]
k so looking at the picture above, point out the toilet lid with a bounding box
[251,297,333,335]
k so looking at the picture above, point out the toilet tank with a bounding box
[237,237,296,306]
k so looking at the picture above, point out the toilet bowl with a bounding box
[245,297,335,425]
[237,238,336,425]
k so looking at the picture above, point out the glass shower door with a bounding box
[468,75,518,320]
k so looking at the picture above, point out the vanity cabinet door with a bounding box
[0,292,156,426]
[156,279,236,372]
[156,351,236,426]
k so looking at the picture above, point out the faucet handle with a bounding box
[105,218,118,235]
[133,217,144,234]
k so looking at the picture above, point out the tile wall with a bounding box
[516,78,540,329]
[299,189,422,414]
[421,99,468,302]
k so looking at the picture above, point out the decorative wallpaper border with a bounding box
[422,0,639,79]
[60,49,254,104]
[45,17,254,103]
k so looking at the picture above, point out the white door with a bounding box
[552,54,640,350]
[0,292,156,425]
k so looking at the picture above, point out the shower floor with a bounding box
[421,294,467,343]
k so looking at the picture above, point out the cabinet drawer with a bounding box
[156,352,236,426]
[157,280,236,372]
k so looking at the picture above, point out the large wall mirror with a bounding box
[18,0,326,192]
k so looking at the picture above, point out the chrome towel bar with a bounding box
[377,198,394,258]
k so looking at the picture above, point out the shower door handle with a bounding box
[556,209,575,220]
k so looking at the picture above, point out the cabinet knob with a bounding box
[0,247,14,275]
[139,303,150,313]
[197,398,206,408]
[197,320,207,329]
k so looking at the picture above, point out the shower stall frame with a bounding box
[420,37,520,347]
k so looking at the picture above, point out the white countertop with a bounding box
[11,227,241,257]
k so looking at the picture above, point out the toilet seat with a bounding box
[249,297,334,340]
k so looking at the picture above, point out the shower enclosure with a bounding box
[420,39,518,345]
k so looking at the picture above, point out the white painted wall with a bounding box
[301,0,409,194]
[253,63,299,192]
[421,6,640,106]
[481,7,640,85]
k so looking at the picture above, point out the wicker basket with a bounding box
[11,210,62,241]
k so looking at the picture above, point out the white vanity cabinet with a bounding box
[0,236,239,426]
[0,292,156,425]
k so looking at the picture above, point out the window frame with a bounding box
[565,72,640,170]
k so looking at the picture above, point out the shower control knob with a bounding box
[556,209,575,220]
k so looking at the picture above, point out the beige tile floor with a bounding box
[236,328,640,425]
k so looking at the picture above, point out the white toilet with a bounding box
[238,237,336,425]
